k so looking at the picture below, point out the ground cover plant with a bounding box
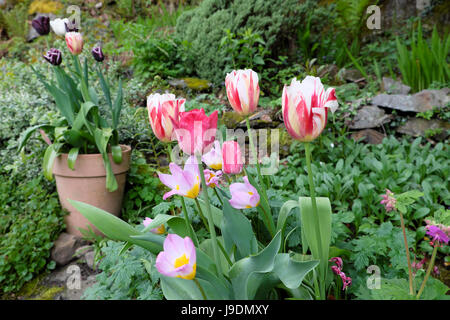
[0,0,449,302]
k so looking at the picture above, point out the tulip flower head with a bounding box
[147,93,185,143]
[43,48,62,66]
[156,234,196,280]
[50,18,69,36]
[225,69,260,116]
[282,76,338,142]
[173,109,218,155]
[229,176,260,209]
[143,217,165,234]
[65,32,83,55]
[222,141,243,175]
[202,141,222,170]
[92,46,105,62]
[204,169,222,188]
[158,156,200,200]
[32,16,50,35]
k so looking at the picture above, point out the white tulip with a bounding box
[50,18,69,36]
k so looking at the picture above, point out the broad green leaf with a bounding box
[199,237,230,276]
[43,143,61,181]
[17,124,53,152]
[67,147,79,170]
[69,200,161,254]
[277,200,300,244]
[93,128,117,192]
[111,144,123,164]
[160,276,204,300]
[229,231,281,300]
[298,197,332,280]
[273,253,318,289]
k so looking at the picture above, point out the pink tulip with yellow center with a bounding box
[204,169,222,188]
[143,217,165,235]
[65,32,83,55]
[202,141,222,170]
[147,93,185,143]
[222,141,243,175]
[225,69,260,116]
[158,156,200,200]
[156,234,196,280]
[282,76,338,142]
[229,176,260,209]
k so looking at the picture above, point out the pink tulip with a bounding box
[158,156,200,200]
[229,176,260,209]
[143,217,165,235]
[222,141,243,175]
[156,234,196,280]
[225,69,260,115]
[282,76,338,142]
[204,169,222,188]
[147,93,185,143]
[173,109,218,155]
[65,32,83,55]
[202,141,222,170]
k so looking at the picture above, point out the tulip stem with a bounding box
[399,210,414,295]
[213,188,223,206]
[196,154,222,279]
[180,196,196,246]
[246,117,275,236]
[194,198,211,233]
[193,278,207,300]
[304,142,326,300]
[416,245,438,299]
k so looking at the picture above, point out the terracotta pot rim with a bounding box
[60,144,132,158]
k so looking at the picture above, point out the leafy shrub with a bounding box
[82,240,163,300]
[0,176,65,293]
[0,2,29,40]
[175,0,304,83]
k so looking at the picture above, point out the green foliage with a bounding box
[121,154,164,224]
[0,2,29,39]
[396,22,450,92]
[82,241,163,300]
[0,176,64,293]
[175,0,304,83]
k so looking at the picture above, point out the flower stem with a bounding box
[194,198,210,233]
[304,142,326,300]
[416,245,438,299]
[193,278,207,300]
[245,117,275,236]
[213,187,223,206]
[180,196,196,246]
[398,210,414,295]
[196,154,222,278]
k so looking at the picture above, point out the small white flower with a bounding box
[50,18,69,36]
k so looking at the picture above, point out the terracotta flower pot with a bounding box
[53,145,132,237]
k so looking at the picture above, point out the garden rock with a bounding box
[371,88,450,113]
[340,68,364,83]
[351,129,385,145]
[74,245,94,259]
[51,233,88,266]
[382,77,411,95]
[85,251,96,270]
[349,106,392,129]
[397,118,450,141]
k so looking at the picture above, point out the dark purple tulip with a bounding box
[91,46,105,62]
[43,48,62,66]
[32,16,50,35]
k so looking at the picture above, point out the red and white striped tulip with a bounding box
[222,141,243,175]
[225,69,260,116]
[282,76,338,142]
[65,32,83,55]
[147,93,185,143]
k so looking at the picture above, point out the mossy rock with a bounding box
[181,77,212,91]
[221,111,245,129]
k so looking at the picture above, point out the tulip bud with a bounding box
[282,76,338,142]
[222,141,243,175]
[225,69,260,116]
[43,48,62,66]
[65,32,83,55]
[91,46,104,62]
[32,16,50,36]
